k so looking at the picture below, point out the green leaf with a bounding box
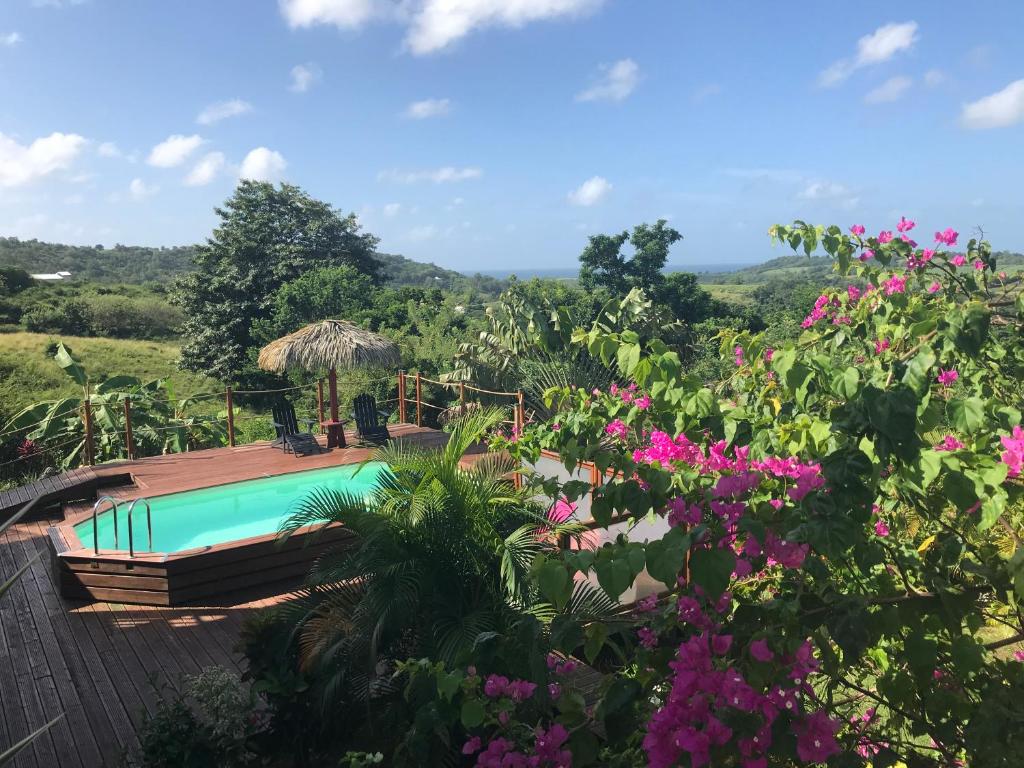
[537,560,571,607]
[593,557,632,601]
[460,699,484,729]
[902,349,936,394]
[830,367,860,399]
[645,528,690,587]
[584,622,607,663]
[947,397,985,435]
[688,547,735,598]
[436,670,463,701]
[55,342,87,386]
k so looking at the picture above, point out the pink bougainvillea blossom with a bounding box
[877,230,894,244]
[764,347,774,362]
[637,626,658,649]
[749,639,774,662]
[1000,426,1024,478]
[936,435,964,451]
[850,224,866,236]
[847,285,861,302]
[874,519,890,537]
[634,394,651,410]
[794,711,842,763]
[874,338,890,355]
[973,259,985,270]
[928,282,941,294]
[950,254,967,267]
[859,248,875,262]
[882,275,907,295]
[605,419,628,440]
[935,227,959,246]
[896,216,915,233]
[734,345,745,366]
[937,368,959,387]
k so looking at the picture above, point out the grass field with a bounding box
[0,331,220,417]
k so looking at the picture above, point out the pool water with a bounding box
[75,462,386,554]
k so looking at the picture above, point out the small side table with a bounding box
[320,419,349,449]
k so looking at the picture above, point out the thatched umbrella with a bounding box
[258,319,400,436]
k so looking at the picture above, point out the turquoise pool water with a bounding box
[75,462,385,554]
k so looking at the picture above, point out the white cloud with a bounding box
[864,75,912,104]
[383,202,402,216]
[289,63,321,92]
[129,178,158,200]
[819,21,918,87]
[407,224,436,241]
[378,166,482,184]
[279,0,603,55]
[404,97,451,119]
[147,134,204,167]
[408,0,602,54]
[575,58,639,103]
[184,151,226,186]
[239,147,287,181]
[960,79,1024,130]
[1,32,22,46]
[924,69,946,87]
[0,131,86,187]
[798,180,859,209]
[279,0,387,29]
[692,83,722,102]
[567,175,611,206]
[97,141,120,157]
[196,99,253,125]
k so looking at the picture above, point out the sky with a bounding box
[0,0,1023,272]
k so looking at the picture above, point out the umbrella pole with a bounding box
[328,367,340,422]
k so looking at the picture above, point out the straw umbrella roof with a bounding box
[257,319,400,373]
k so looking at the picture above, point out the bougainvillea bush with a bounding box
[424,220,1024,768]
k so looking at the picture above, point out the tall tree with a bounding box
[173,181,381,381]
[578,219,682,296]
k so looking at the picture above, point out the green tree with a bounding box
[578,219,682,296]
[173,181,381,382]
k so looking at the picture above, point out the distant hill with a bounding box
[0,237,505,294]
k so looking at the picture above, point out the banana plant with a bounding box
[2,343,229,468]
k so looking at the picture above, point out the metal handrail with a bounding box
[92,496,119,555]
[126,498,152,558]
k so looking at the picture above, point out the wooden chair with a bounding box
[351,394,391,444]
[271,401,322,456]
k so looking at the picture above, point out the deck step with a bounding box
[0,467,132,523]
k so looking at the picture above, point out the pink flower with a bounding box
[850,224,866,236]
[973,259,985,271]
[847,285,861,302]
[551,423,561,431]
[711,634,733,655]
[896,216,915,232]
[764,347,774,362]
[462,736,482,755]
[882,275,907,295]
[936,435,964,451]
[874,338,890,355]
[859,248,875,261]
[547,682,561,698]
[1000,426,1024,478]
[734,345,745,366]
[507,679,537,702]
[637,627,658,649]
[935,227,959,246]
[794,711,841,763]
[635,394,651,410]
[605,419,628,440]
[877,230,894,244]
[636,594,658,612]
[920,248,935,262]
[484,674,509,698]
[750,638,774,662]
[1014,651,1024,662]
[874,519,890,537]
[928,282,941,293]
[950,254,967,267]
[937,368,959,387]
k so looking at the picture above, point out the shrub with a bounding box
[84,294,184,339]
[135,667,262,768]
[22,299,91,335]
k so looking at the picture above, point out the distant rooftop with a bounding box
[30,270,72,280]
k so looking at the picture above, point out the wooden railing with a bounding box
[395,371,525,435]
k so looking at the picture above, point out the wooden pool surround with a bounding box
[47,425,453,606]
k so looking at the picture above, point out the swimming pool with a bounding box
[75,462,386,554]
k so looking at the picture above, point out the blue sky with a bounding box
[1,0,1022,272]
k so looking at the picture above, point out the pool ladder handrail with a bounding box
[92,496,120,555]
[126,498,153,558]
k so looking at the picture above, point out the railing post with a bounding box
[459,381,466,416]
[516,390,525,433]
[123,397,134,461]
[82,397,95,466]
[398,371,406,424]
[317,378,325,429]
[415,372,422,427]
[225,386,235,447]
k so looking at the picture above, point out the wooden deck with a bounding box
[0,467,131,523]
[2,511,279,768]
[0,424,497,765]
